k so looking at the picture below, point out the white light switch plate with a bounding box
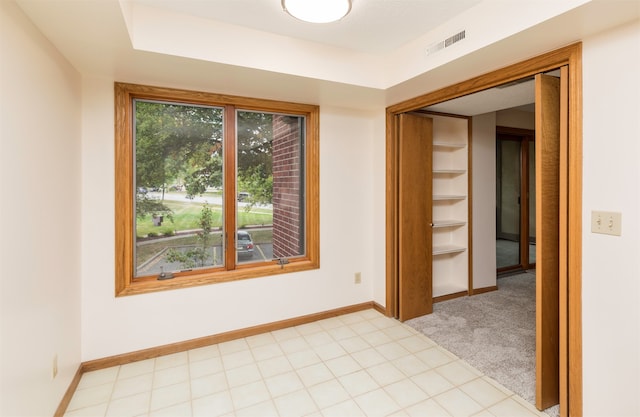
[591,211,622,236]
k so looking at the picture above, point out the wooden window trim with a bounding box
[114,82,319,296]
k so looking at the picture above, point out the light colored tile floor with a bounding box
[64,309,549,417]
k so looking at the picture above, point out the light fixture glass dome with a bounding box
[282,0,352,23]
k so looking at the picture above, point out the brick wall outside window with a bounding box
[272,115,303,258]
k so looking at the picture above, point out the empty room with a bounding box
[1,1,639,416]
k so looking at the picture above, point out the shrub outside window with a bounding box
[115,83,319,296]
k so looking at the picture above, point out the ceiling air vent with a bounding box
[426,30,466,56]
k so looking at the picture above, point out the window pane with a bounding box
[134,100,224,278]
[236,111,305,265]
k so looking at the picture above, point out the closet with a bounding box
[397,112,470,320]
[388,46,581,414]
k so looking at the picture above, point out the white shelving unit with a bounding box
[431,115,470,299]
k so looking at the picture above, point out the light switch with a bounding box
[591,211,622,236]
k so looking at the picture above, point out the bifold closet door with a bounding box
[397,113,433,321]
[535,68,568,412]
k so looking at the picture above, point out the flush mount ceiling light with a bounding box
[282,0,352,23]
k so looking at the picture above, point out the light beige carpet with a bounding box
[405,271,559,417]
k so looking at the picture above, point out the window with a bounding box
[115,83,319,296]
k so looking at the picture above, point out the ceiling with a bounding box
[425,79,535,116]
[132,0,482,55]
[13,0,640,111]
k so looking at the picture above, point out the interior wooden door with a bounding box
[535,69,568,411]
[397,113,433,321]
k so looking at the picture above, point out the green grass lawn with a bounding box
[136,200,272,237]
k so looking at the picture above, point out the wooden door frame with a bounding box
[385,43,582,415]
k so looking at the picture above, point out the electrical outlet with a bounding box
[591,211,622,236]
[52,354,58,380]
[354,272,362,284]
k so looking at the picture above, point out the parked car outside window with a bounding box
[237,231,254,258]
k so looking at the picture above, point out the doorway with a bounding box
[496,128,536,273]
[385,44,583,416]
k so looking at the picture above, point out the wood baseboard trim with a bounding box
[433,290,468,303]
[471,285,498,295]
[81,301,376,372]
[372,301,386,316]
[54,365,83,417]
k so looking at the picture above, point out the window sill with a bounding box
[116,258,319,297]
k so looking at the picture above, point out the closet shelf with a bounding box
[433,194,466,201]
[432,220,466,228]
[433,169,466,175]
[433,245,466,255]
[433,141,466,149]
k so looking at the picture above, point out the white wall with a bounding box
[0,2,82,415]
[581,19,640,417]
[371,110,387,305]
[496,108,536,130]
[471,113,497,289]
[80,79,382,360]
